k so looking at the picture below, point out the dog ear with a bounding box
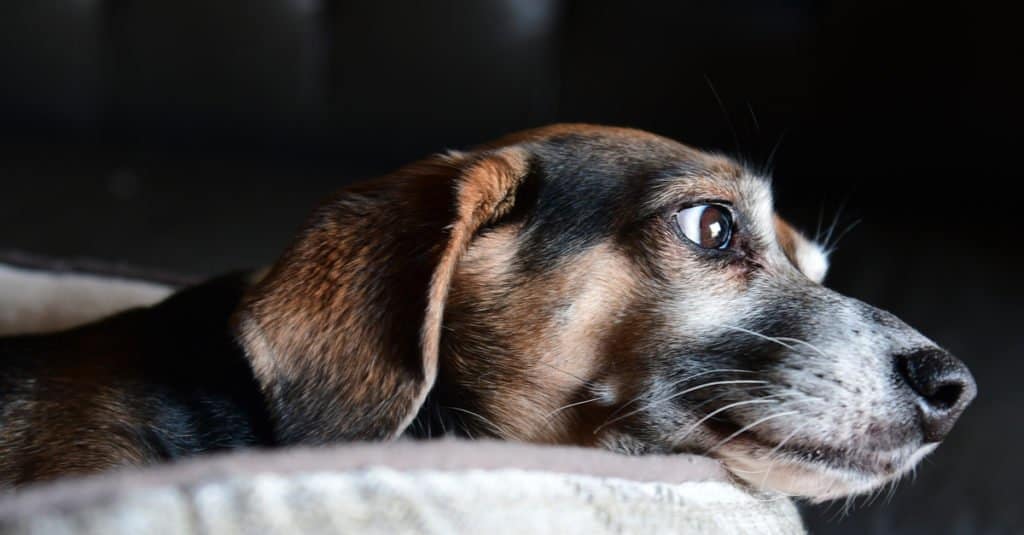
[774,216,829,284]
[235,148,530,443]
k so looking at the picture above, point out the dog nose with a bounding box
[896,348,977,443]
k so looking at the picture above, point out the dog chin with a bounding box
[717,442,938,502]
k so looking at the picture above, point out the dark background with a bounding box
[1,1,1020,532]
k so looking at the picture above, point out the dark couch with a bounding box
[1,1,1020,532]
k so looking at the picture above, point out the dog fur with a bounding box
[0,125,975,500]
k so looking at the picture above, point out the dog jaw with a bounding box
[718,442,938,502]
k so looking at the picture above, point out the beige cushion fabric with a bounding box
[0,441,803,535]
[0,262,172,336]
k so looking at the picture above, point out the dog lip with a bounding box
[695,418,929,479]
[767,441,928,477]
[717,441,939,501]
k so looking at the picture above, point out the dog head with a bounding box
[235,124,975,501]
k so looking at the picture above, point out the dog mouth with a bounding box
[670,415,936,501]
[707,428,936,501]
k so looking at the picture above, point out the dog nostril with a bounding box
[895,348,977,443]
[929,382,964,410]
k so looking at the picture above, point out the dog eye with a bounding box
[673,205,734,250]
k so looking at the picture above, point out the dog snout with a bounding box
[895,348,977,443]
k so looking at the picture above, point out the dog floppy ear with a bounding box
[235,148,530,443]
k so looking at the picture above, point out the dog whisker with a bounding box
[598,366,753,424]
[774,336,831,360]
[824,218,862,256]
[758,421,810,489]
[842,493,857,518]
[720,324,798,352]
[884,476,901,504]
[764,421,809,459]
[722,324,843,368]
[723,466,767,475]
[761,129,788,175]
[702,397,819,489]
[690,384,775,411]
[814,202,826,244]
[541,396,603,423]
[864,480,888,508]
[595,379,769,434]
[534,361,596,386]
[704,74,742,156]
[820,197,848,252]
[707,410,799,454]
[656,369,761,400]
[436,404,448,436]
[674,396,784,445]
[446,406,503,437]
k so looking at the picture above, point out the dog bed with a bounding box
[0,252,804,534]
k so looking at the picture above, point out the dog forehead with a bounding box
[519,129,754,200]
[510,130,714,215]
[500,127,778,269]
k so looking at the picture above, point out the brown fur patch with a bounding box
[774,216,801,265]
[442,240,639,444]
[0,383,152,485]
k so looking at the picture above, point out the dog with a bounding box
[0,124,975,500]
